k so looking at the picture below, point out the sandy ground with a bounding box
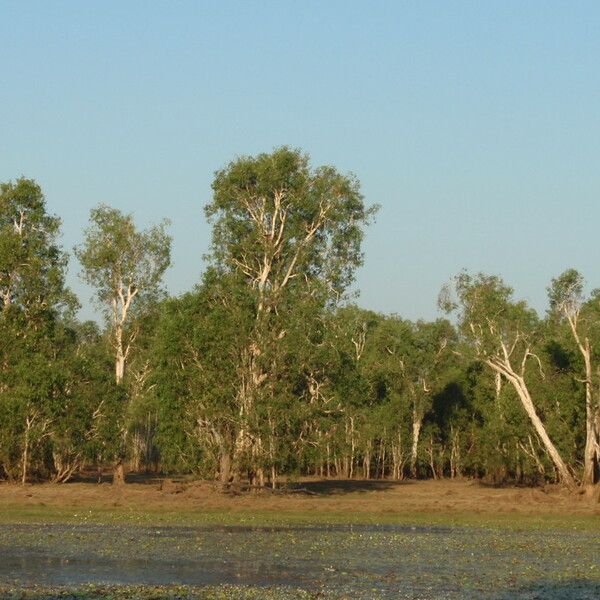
[1,477,599,517]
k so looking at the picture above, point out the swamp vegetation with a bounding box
[0,513,599,599]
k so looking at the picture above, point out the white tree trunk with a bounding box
[115,345,125,385]
[488,360,576,489]
[410,410,422,478]
[563,312,599,489]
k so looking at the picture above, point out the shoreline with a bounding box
[1,478,598,528]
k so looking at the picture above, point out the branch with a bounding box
[278,199,332,291]
[522,349,545,380]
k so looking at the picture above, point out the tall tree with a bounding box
[46,320,123,483]
[0,178,73,315]
[75,204,171,483]
[76,205,171,385]
[548,269,600,489]
[0,179,76,482]
[441,272,576,488]
[151,270,253,483]
[403,320,456,478]
[205,147,377,483]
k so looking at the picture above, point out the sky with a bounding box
[1,1,599,322]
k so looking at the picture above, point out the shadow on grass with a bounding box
[69,471,168,485]
[286,478,407,495]
[68,472,409,495]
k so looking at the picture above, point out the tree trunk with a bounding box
[21,414,36,485]
[342,456,349,478]
[495,366,576,489]
[581,344,598,489]
[21,425,30,485]
[115,321,125,384]
[427,435,437,480]
[113,459,126,485]
[219,450,231,484]
[363,442,371,479]
[563,315,600,489]
[410,410,422,478]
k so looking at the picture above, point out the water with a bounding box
[1,523,599,598]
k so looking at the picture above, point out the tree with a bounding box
[402,320,456,478]
[46,320,123,483]
[348,312,457,479]
[319,306,381,479]
[441,272,576,488]
[361,313,414,480]
[151,270,254,483]
[548,269,600,489]
[75,204,171,483]
[205,147,377,483]
[0,178,77,482]
[0,178,73,316]
[76,205,171,384]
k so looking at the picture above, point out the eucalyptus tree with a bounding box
[548,269,600,488]
[46,320,123,482]
[0,178,77,482]
[205,147,376,482]
[76,205,171,385]
[75,205,171,483]
[404,320,457,477]
[425,377,472,479]
[0,178,73,315]
[262,284,336,484]
[441,272,576,488]
[353,314,458,479]
[320,306,381,478]
[151,270,254,483]
[311,309,459,480]
[363,314,415,479]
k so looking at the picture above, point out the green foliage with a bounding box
[0,180,120,481]
[0,178,76,317]
[206,146,377,297]
[151,271,254,474]
[1,164,598,488]
[75,204,171,319]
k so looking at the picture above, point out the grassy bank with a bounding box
[0,502,598,531]
[0,478,598,532]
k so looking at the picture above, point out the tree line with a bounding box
[1,148,598,492]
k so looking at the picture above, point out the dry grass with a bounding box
[1,477,598,520]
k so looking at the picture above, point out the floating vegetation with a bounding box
[1,522,599,599]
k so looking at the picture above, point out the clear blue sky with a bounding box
[2,1,599,322]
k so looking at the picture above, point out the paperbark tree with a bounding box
[151,270,252,483]
[205,147,377,482]
[441,272,576,488]
[402,320,455,478]
[0,178,74,316]
[548,269,600,489]
[75,205,171,483]
[0,179,77,482]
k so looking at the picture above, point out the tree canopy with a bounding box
[0,155,598,494]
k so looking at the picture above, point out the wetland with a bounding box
[0,479,599,598]
[1,521,600,598]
